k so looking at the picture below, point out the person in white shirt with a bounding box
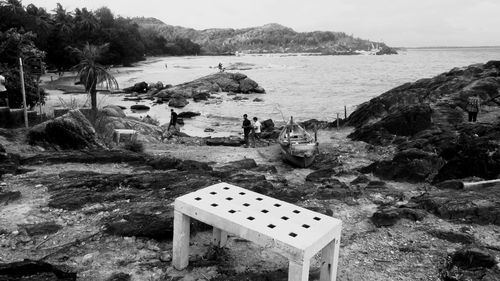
[251,117,262,147]
[0,74,8,107]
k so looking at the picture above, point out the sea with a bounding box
[46,47,500,137]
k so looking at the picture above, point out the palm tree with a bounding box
[69,43,118,112]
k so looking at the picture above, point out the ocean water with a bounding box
[47,47,500,137]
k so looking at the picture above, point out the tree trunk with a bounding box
[90,83,97,111]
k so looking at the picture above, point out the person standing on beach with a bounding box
[242,114,252,147]
[168,109,178,131]
[466,93,481,122]
[0,74,8,107]
[251,117,262,147]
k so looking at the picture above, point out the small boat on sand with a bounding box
[278,117,319,168]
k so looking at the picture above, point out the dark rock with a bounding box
[147,157,181,170]
[0,260,77,280]
[365,181,387,189]
[123,81,148,93]
[106,272,131,281]
[254,86,266,93]
[21,150,147,165]
[435,180,464,190]
[253,98,264,102]
[371,207,426,227]
[451,247,497,269]
[22,222,62,236]
[316,184,362,200]
[300,119,334,131]
[206,137,243,147]
[376,46,398,55]
[427,229,475,244]
[0,191,21,205]
[222,159,257,170]
[361,148,445,183]
[411,185,500,225]
[130,104,150,111]
[193,91,211,102]
[305,168,342,183]
[238,77,259,93]
[105,212,174,240]
[168,96,189,108]
[261,119,275,132]
[27,110,103,150]
[204,128,214,132]
[176,160,213,172]
[349,104,433,145]
[178,112,201,118]
[351,174,371,185]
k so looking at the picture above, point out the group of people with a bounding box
[242,114,262,148]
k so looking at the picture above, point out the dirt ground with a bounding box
[0,128,499,280]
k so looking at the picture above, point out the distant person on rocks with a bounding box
[218,63,224,72]
[0,73,8,107]
[168,109,178,131]
[251,117,262,147]
[242,114,252,147]
[466,93,481,122]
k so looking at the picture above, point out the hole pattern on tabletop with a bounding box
[281,216,289,221]
[293,210,300,214]
[247,216,255,221]
[289,232,297,238]
[313,217,321,221]
[274,203,281,207]
[210,192,217,195]
[223,187,230,190]
[226,197,233,201]
[239,192,246,195]
[256,197,263,201]
[243,203,250,207]
[261,209,269,214]
[228,210,236,214]
[195,197,202,201]
[211,203,218,207]
[267,224,276,229]
[302,224,310,229]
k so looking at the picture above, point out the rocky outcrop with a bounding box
[101,116,163,143]
[27,110,103,150]
[350,61,500,183]
[154,72,265,101]
[440,246,499,281]
[348,61,500,129]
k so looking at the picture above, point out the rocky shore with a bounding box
[0,62,499,280]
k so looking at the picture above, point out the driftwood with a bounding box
[463,179,500,188]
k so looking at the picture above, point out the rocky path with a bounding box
[0,128,498,280]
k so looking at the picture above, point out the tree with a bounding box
[69,43,118,112]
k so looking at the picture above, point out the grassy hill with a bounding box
[133,17,397,55]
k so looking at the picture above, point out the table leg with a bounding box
[172,210,190,270]
[212,227,228,247]
[288,259,310,281]
[319,232,341,281]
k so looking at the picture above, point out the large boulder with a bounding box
[101,105,126,118]
[101,116,163,143]
[168,96,189,108]
[360,148,445,182]
[28,110,103,150]
[349,104,433,145]
[239,78,259,93]
[123,81,148,93]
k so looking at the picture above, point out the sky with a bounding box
[26,0,500,47]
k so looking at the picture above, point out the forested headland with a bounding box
[0,0,201,107]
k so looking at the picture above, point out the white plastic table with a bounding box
[113,129,137,144]
[172,182,342,281]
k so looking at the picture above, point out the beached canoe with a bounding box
[278,117,319,168]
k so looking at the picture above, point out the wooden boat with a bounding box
[278,117,319,168]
